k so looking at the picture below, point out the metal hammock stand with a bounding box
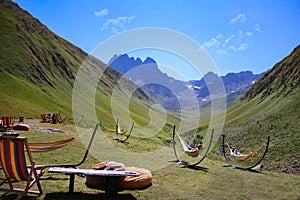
[115,121,134,143]
[107,119,134,143]
[221,134,270,171]
[169,125,214,168]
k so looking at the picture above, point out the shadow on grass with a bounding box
[44,192,137,200]
[45,192,136,200]
[222,165,262,173]
[181,165,210,172]
[169,160,210,172]
[0,193,38,200]
[0,192,137,200]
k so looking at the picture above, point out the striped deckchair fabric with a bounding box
[0,136,44,198]
[1,116,13,130]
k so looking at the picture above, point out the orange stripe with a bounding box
[9,142,20,180]
[0,141,9,177]
[0,140,29,181]
[9,142,19,180]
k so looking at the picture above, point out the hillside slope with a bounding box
[242,45,300,101]
[0,0,153,125]
[217,45,300,173]
[0,0,84,116]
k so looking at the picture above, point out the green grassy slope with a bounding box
[0,0,162,127]
[0,0,84,117]
[210,45,300,173]
[0,0,182,146]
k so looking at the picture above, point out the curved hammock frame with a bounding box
[221,134,270,170]
[170,125,214,167]
[108,119,134,143]
[116,121,134,143]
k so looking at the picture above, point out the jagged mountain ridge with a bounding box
[188,71,264,99]
[108,54,264,109]
[109,54,188,110]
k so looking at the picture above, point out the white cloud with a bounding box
[216,49,228,54]
[202,38,220,48]
[227,42,248,52]
[101,16,135,33]
[203,13,257,54]
[228,45,237,52]
[238,30,243,37]
[255,23,262,32]
[230,14,247,24]
[223,35,234,47]
[95,8,109,17]
[238,43,248,51]
[246,31,253,36]
[216,34,224,40]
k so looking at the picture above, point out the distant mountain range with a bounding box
[108,54,264,109]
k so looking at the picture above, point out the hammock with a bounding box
[177,132,201,157]
[26,138,76,153]
[170,125,214,167]
[115,121,134,143]
[221,134,270,171]
[106,119,134,143]
[229,146,259,161]
[227,141,264,161]
[106,119,128,135]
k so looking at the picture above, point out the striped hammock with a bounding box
[27,138,76,153]
[176,132,200,157]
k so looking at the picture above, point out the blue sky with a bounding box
[13,0,300,80]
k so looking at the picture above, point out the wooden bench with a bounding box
[48,167,139,197]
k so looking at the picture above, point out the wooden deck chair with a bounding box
[1,116,13,130]
[0,135,44,199]
[0,124,99,195]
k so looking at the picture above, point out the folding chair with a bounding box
[0,124,99,197]
[1,116,13,130]
[0,135,44,199]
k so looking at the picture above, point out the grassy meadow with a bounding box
[0,119,299,200]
